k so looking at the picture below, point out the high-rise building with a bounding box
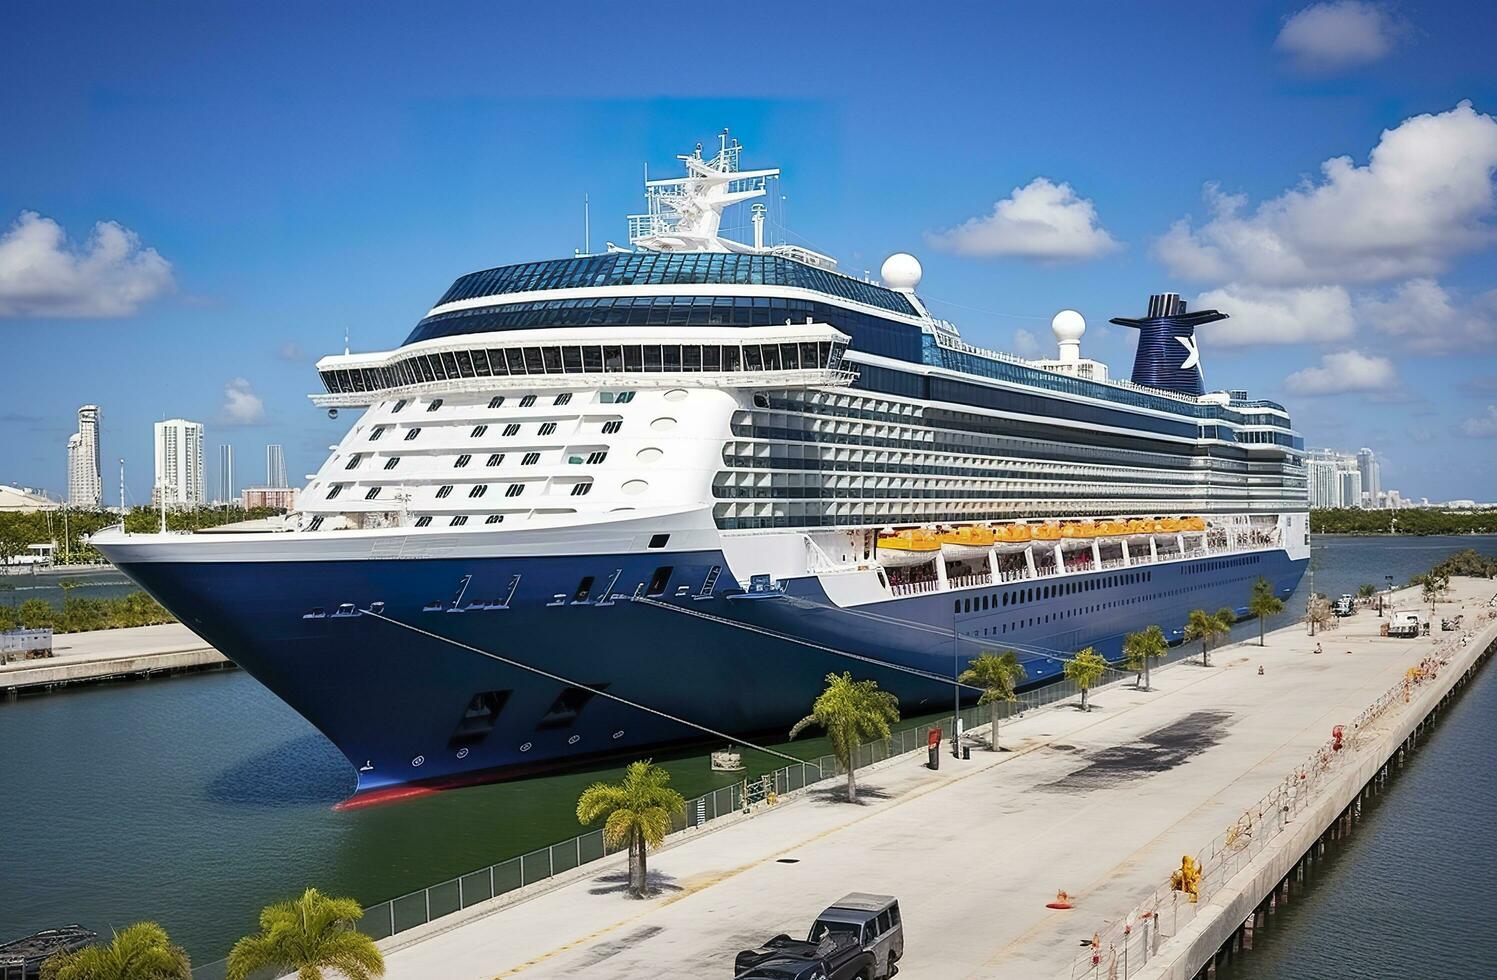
[218,444,236,503]
[1338,468,1363,510]
[67,405,102,508]
[1356,448,1380,503]
[1307,457,1342,508]
[266,444,287,488]
[154,419,205,508]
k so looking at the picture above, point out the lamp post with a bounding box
[952,602,961,758]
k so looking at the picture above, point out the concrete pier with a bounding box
[375,578,1497,980]
[0,623,228,696]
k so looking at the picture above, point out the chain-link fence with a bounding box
[1069,632,1480,980]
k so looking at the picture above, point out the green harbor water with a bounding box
[0,535,1494,965]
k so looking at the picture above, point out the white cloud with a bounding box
[1275,2,1404,71]
[1155,103,1497,286]
[0,210,174,318]
[927,178,1120,261]
[277,341,309,362]
[1195,283,1355,347]
[220,378,267,426]
[1283,350,1397,395]
[1012,328,1043,357]
[1357,278,1497,354]
[1461,405,1497,438]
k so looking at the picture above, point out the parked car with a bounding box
[1333,594,1355,617]
[808,894,903,979]
[734,931,875,980]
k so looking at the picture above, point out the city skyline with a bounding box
[4,3,1497,501]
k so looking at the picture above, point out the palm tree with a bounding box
[1356,583,1376,600]
[1063,647,1107,711]
[1122,625,1168,691]
[958,651,1027,751]
[42,923,190,980]
[1414,573,1448,615]
[1183,608,1231,667]
[575,760,686,898]
[1248,577,1285,646]
[226,888,384,980]
[790,672,900,803]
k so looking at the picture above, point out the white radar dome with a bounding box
[880,253,923,291]
[1051,309,1086,342]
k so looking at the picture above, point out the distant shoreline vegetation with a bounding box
[0,505,283,566]
[1311,508,1497,536]
[0,589,176,634]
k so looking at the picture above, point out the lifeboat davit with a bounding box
[938,525,996,560]
[991,523,1033,553]
[876,529,942,567]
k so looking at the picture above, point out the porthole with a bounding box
[663,388,688,402]
[636,447,663,462]
[622,479,648,495]
[650,417,677,432]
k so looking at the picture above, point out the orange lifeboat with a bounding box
[876,529,942,567]
[1124,518,1159,542]
[939,525,997,560]
[1030,522,1062,543]
[991,523,1033,553]
[1060,521,1099,550]
[1182,516,1207,533]
[1158,517,1184,533]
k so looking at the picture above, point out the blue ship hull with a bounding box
[111,548,1307,799]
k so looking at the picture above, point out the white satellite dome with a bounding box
[1051,309,1086,362]
[1051,309,1086,342]
[880,253,922,291]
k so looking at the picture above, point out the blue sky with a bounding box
[3,1,1496,503]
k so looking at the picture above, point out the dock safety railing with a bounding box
[1069,631,1478,980]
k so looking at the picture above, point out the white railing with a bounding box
[890,579,941,598]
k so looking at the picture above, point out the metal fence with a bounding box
[186,647,1156,978]
[1069,632,1476,979]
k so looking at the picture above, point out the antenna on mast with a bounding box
[118,458,126,516]
[584,193,591,255]
[343,326,350,356]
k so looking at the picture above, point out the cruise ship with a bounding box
[94,134,1309,800]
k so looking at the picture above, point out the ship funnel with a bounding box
[1110,293,1228,396]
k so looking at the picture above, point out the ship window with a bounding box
[539,422,557,436]
[503,423,521,436]
[392,399,407,413]
[455,454,472,468]
[365,487,380,500]
[602,420,622,435]
[472,425,489,438]
[572,576,595,603]
[604,346,624,371]
[447,690,513,749]
[450,515,468,526]
[488,395,506,409]
[536,684,608,730]
[345,454,363,470]
[648,533,670,549]
[587,451,608,464]
[582,346,603,372]
[554,393,572,406]
[469,485,488,498]
[522,452,541,465]
[569,483,592,496]
[623,346,643,372]
[427,398,444,412]
[384,457,400,470]
[307,517,325,531]
[485,514,503,524]
[518,394,536,407]
[505,484,525,497]
[370,426,388,441]
[327,484,344,499]
[487,453,505,467]
[415,515,433,527]
[562,346,583,373]
[646,566,673,596]
[404,428,421,441]
[436,485,454,498]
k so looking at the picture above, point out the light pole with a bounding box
[952,603,961,758]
